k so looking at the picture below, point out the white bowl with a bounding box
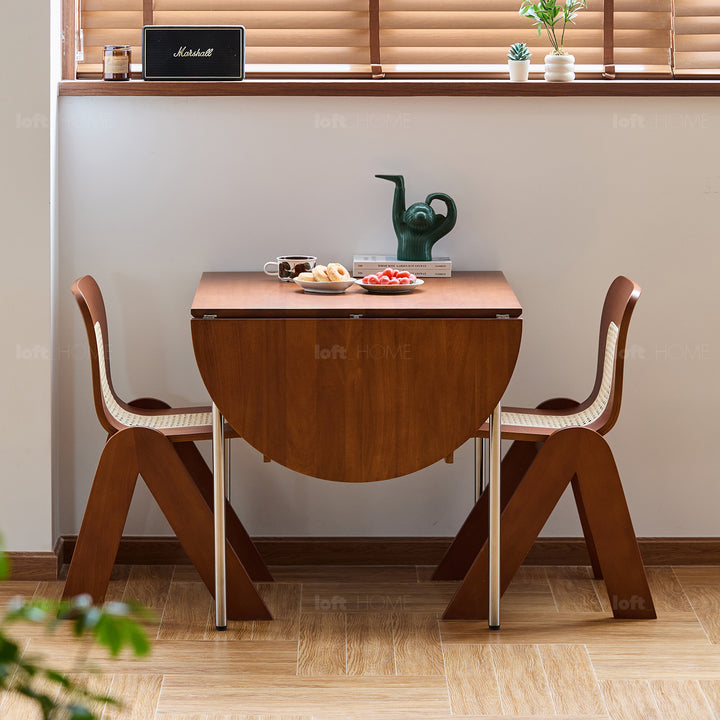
[355,278,425,294]
[293,277,356,294]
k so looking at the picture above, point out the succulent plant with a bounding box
[508,42,532,61]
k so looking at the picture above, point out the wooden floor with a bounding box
[2,564,720,719]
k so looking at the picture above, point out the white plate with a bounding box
[355,278,425,294]
[293,277,356,294]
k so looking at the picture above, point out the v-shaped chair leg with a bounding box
[64,427,271,620]
[127,397,272,583]
[63,428,139,604]
[433,439,539,581]
[442,427,655,620]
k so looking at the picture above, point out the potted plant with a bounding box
[519,0,587,81]
[0,541,151,718]
[507,42,532,82]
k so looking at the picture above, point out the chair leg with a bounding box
[63,429,139,603]
[432,439,540,580]
[442,428,655,620]
[133,428,271,620]
[572,430,655,618]
[572,475,603,579]
[128,397,272,583]
[173,442,273,582]
[433,398,580,582]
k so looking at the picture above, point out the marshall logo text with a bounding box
[173,46,214,58]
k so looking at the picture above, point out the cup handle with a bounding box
[263,261,279,276]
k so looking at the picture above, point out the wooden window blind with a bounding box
[379,0,605,78]
[674,0,720,76]
[67,0,718,80]
[614,0,672,77]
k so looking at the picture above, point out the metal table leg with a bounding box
[212,403,227,630]
[488,402,501,630]
[475,436,491,502]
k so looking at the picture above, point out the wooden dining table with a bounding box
[190,271,522,629]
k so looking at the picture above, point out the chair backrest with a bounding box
[583,275,642,435]
[72,275,131,435]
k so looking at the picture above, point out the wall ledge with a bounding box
[59,79,720,98]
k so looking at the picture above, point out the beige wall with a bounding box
[0,1,54,551]
[57,95,720,540]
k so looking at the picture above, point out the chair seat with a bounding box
[110,404,239,442]
[477,405,607,442]
[112,405,212,430]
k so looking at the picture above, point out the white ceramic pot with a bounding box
[508,59,530,82]
[544,53,575,82]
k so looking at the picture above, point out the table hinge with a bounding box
[203,314,218,319]
[350,313,364,319]
[495,314,510,319]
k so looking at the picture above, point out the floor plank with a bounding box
[301,582,455,614]
[589,643,720,679]
[699,679,720,716]
[490,645,555,716]
[297,613,346,676]
[271,566,418,584]
[646,567,694,614]
[673,567,720,643]
[442,643,502,715]
[102,673,163,719]
[25,638,298,676]
[251,583,302,642]
[599,679,662,720]
[649,679,715,720]
[156,676,450,716]
[0,673,61,720]
[393,613,445,676]
[539,644,606,715]
[65,672,114,719]
[346,613,395,676]
[122,565,173,634]
[546,566,604,613]
[159,581,212,640]
[439,613,708,645]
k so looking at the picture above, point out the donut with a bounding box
[296,271,315,282]
[312,264,330,282]
[326,262,350,281]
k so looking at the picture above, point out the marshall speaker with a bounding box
[143,25,245,80]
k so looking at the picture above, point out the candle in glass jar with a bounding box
[103,45,131,81]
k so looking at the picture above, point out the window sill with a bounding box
[59,79,720,98]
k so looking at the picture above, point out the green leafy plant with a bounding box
[519,0,587,55]
[0,542,152,719]
[508,42,532,61]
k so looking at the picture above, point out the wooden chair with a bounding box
[63,275,272,620]
[435,276,656,620]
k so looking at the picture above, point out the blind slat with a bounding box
[73,0,715,79]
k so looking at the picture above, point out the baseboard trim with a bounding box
[58,535,720,568]
[7,550,61,580]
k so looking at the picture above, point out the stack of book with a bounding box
[352,255,452,278]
